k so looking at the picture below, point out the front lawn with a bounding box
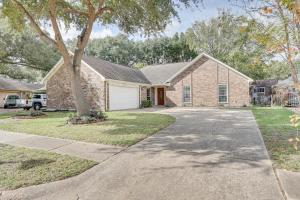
[0,111,175,146]
[0,143,96,190]
[252,107,300,172]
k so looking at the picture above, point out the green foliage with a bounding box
[2,0,199,36]
[185,10,275,80]
[67,33,197,67]
[0,18,60,81]
[141,100,152,108]
[68,110,107,124]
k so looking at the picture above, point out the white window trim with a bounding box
[218,84,228,104]
[256,87,265,94]
[183,85,192,103]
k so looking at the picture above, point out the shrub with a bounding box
[67,110,107,125]
[30,110,45,117]
[141,100,152,108]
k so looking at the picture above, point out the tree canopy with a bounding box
[67,33,197,67]
[2,0,200,116]
[0,17,60,81]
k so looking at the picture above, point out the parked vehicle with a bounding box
[22,94,47,110]
[3,95,22,108]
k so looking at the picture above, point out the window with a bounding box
[146,88,151,101]
[218,84,228,103]
[183,85,191,103]
[256,87,265,94]
[33,94,41,99]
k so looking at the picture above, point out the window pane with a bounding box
[146,89,151,101]
[218,85,227,103]
[183,85,191,103]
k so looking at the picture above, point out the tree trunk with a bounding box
[64,55,91,116]
[277,0,299,87]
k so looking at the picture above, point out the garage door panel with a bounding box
[109,85,139,110]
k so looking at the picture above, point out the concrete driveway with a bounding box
[1,108,284,200]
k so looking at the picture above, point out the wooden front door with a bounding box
[157,88,165,105]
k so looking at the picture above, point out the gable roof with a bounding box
[44,52,252,86]
[141,53,253,85]
[141,62,189,85]
[0,76,44,91]
[43,55,150,84]
[276,73,300,87]
[82,55,150,84]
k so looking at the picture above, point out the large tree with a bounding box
[75,33,197,67]
[185,11,273,79]
[239,0,300,84]
[0,17,60,81]
[2,0,198,116]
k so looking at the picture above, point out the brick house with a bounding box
[43,53,252,111]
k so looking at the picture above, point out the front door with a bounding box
[157,88,165,105]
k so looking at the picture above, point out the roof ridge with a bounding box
[143,61,190,68]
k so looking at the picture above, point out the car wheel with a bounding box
[33,103,42,110]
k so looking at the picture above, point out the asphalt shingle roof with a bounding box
[0,76,44,91]
[141,62,189,85]
[82,55,150,84]
[276,73,300,87]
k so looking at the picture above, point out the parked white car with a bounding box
[3,95,22,108]
[22,94,47,110]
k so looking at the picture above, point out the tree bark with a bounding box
[13,0,110,116]
[48,0,92,116]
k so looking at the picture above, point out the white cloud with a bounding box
[44,23,114,41]
[90,28,113,39]
[163,19,181,37]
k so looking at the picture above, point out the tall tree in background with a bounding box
[0,18,60,81]
[67,33,197,67]
[185,11,273,79]
[2,0,198,116]
[239,0,300,84]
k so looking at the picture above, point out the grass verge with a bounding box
[0,111,175,147]
[252,106,300,172]
[0,143,96,190]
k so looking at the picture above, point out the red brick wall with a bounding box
[46,63,106,110]
[165,57,250,107]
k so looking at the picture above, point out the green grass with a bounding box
[0,111,175,147]
[0,143,96,190]
[252,106,300,172]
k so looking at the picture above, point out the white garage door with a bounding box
[109,84,139,110]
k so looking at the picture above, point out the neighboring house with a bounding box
[0,76,44,107]
[250,79,278,105]
[273,74,300,107]
[43,53,253,111]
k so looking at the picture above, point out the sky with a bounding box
[56,0,246,41]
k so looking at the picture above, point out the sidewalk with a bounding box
[0,130,124,162]
[277,169,300,200]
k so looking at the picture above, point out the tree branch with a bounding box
[0,59,48,71]
[48,0,69,57]
[12,0,57,47]
[64,8,89,17]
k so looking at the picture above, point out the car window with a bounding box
[8,96,16,99]
[33,95,41,99]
